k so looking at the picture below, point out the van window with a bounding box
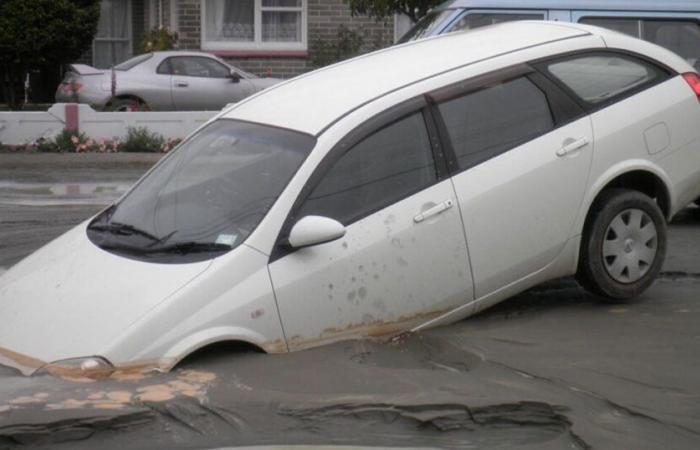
[298,113,437,225]
[580,18,700,70]
[437,76,554,171]
[451,12,545,32]
[544,53,666,105]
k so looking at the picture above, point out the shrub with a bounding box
[120,126,165,153]
[140,27,178,53]
[312,25,365,67]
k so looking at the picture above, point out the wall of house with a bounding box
[175,0,394,79]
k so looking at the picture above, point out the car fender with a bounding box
[574,159,675,235]
[158,326,276,372]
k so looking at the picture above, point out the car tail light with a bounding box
[682,72,700,102]
[61,80,83,94]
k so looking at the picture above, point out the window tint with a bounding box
[580,18,700,70]
[545,54,664,104]
[437,77,554,170]
[298,113,437,225]
[166,56,231,78]
[451,12,545,32]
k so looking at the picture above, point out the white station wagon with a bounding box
[2,22,700,377]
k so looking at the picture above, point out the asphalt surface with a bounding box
[0,154,699,449]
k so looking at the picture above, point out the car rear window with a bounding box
[580,17,700,70]
[543,53,667,105]
[114,53,153,71]
[437,76,554,171]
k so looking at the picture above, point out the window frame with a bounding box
[531,49,675,113]
[270,97,449,262]
[92,0,133,68]
[201,0,308,52]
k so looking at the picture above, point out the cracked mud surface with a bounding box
[1,161,699,449]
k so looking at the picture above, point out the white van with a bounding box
[400,0,700,70]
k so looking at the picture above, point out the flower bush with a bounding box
[2,127,182,153]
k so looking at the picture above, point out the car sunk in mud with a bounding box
[2,21,700,378]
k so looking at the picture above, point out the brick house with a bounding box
[89,0,411,79]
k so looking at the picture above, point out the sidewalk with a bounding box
[0,153,162,205]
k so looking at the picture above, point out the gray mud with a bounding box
[1,158,699,449]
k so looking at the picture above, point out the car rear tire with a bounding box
[109,98,150,112]
[577,189,666,301]
[694,197,700,207]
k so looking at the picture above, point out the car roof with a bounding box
[437,0,700,13]
[222,21,594,135]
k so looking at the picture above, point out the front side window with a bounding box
[298,113,437,225]
[87,120,315,263]
[438,77,554,171]
[160,56,232,78]
[580,17,700,70]
[203,0,306,51]
[544,53,666,105]
[450,12,545,32]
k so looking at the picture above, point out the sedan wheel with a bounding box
[109,98,149,112]
[577,189,666,301]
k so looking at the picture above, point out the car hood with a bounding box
[0,222,211,375]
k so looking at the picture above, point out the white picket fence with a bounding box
[0,104,218,145]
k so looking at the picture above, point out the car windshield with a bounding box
[397,9,456,43]
[87,119,315,263]
[114,53,154,70]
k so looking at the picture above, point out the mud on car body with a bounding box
[3,21,700,378]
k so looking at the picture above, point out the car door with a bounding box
[434,68,593,301]
[268,107,474,350]
[166,56,253,110]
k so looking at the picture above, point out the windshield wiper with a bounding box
[89,221,161,243]
[145,242,232,255]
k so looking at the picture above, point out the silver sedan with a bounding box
[55,51,282,111]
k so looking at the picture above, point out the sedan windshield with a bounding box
[87,120,315,263]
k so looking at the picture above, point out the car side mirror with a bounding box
[230,70,241,83]
[287,216,346,249]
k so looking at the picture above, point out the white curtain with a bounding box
[94,0,130,68]
[206,0,254,41]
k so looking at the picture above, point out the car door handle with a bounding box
[414,199,454,223]
[557,137,589,157]
[175,80,189,87]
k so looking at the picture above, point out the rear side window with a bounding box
[298,113,437,225]
[437,76,554,170]
[451,12,545,32]
[580,17,700,70]
[543,53,667,105]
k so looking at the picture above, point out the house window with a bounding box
[202,0,307,51]
[94,0,133,68]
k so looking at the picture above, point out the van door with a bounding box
[268,110,474,350]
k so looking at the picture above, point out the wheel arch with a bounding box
[578,162,674,237]
[106,94,149,110]
[158,326,277,372]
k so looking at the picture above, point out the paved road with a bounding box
[0,155,699,449]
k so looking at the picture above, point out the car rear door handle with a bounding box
[414,199,454,223]
[175,80,189,87]
[557,137,589,157]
